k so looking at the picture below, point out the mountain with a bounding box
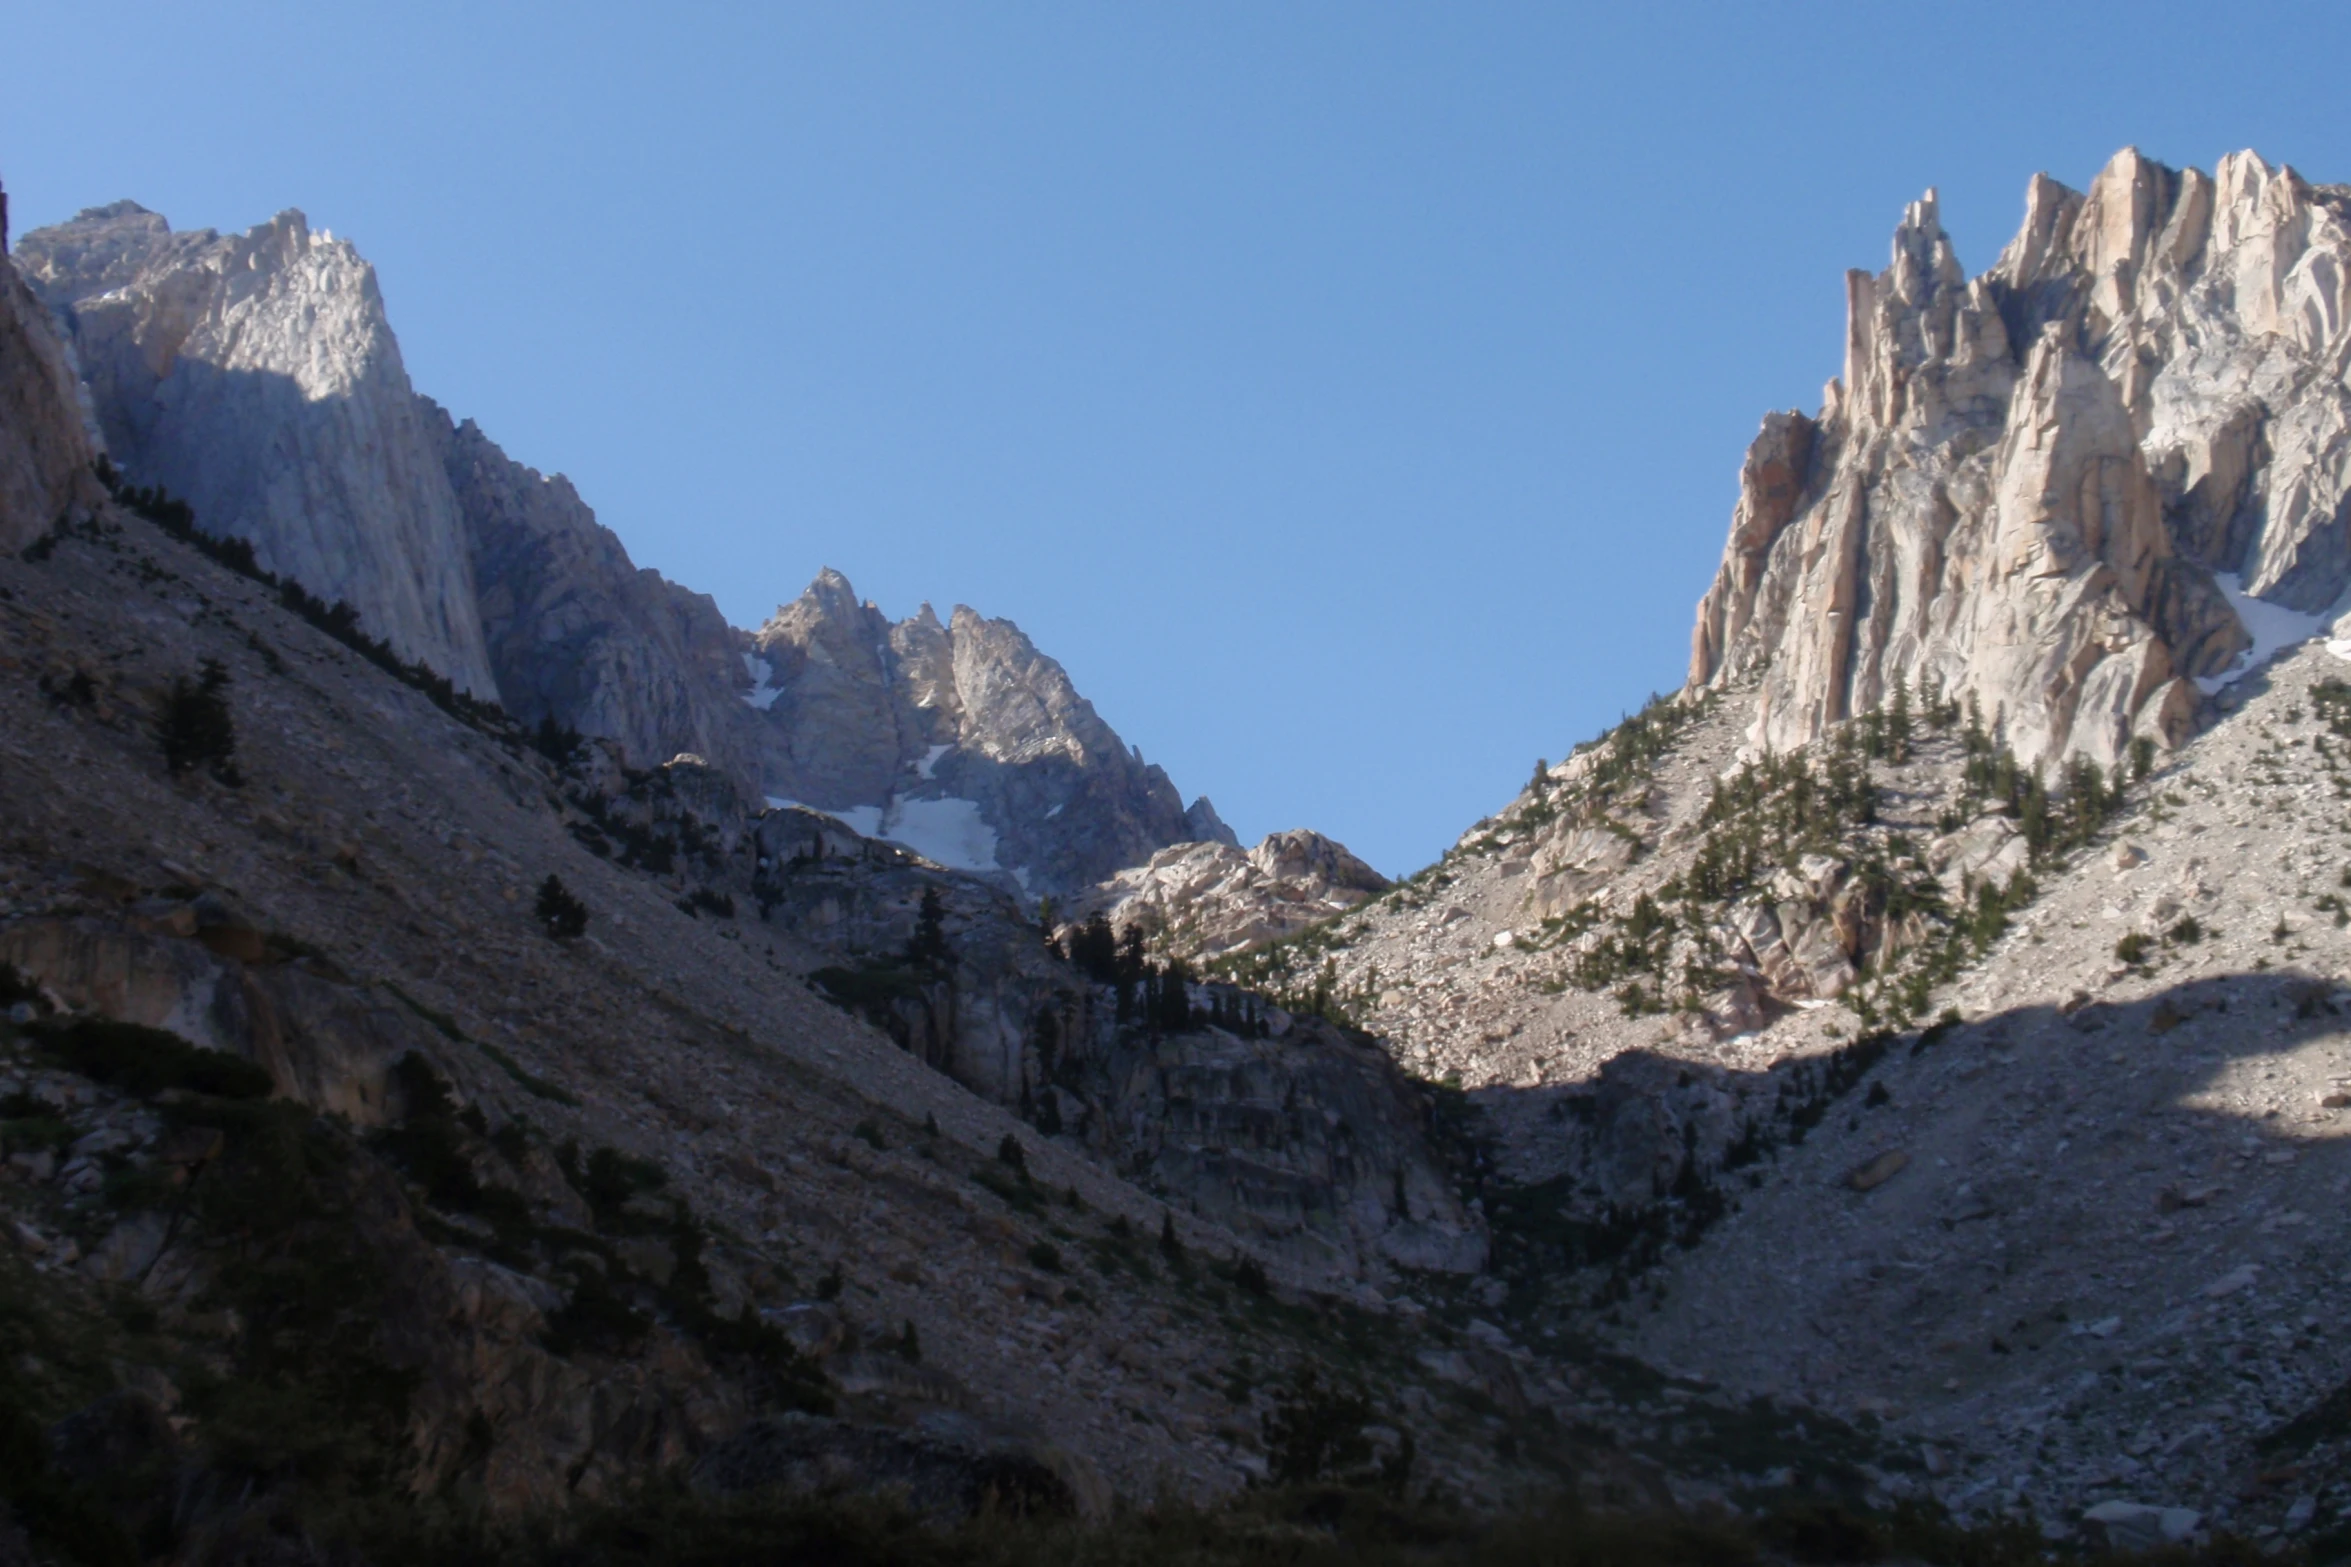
[0,213,1529,1555]
[13,146,2351,1560]
[16,202,501,695]
[745,568,1234,893]
[17,202,1250,899]
[1259,148,2351,1538]
[1691,149,2351,770]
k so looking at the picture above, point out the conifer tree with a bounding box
[907,884,952,969]
[158,658,240,785]
[536,874,589,939]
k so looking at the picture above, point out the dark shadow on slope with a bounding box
[1418,961,2351,1499]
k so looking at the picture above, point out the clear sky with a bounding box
[10,2,2351,875]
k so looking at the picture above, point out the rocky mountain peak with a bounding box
[20,200,1256,902]
[19,202,499,696]
[1688,146,2351,769]
[0,202,102,555]
[746,568,1208,894]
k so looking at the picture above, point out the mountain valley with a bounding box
[5,146,2351,1564]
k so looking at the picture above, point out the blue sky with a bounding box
[11,2,2351,874]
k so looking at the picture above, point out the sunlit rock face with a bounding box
[20,203,499,696]
[1691,149,2351,768]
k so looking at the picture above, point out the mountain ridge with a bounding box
[17,200,1259,899]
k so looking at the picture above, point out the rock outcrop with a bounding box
[18,204,499,694]
[1069,829,1389,959]
[434,406,766,779]
[734,805,1476,1279]
[0,186,102,554]
[1689,148,2351,768]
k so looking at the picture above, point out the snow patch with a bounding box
[879,796,999,872]
[915,743,952,780]
[741,652,783,711]
[2197,574,2336,693]
[834,804,888,840]
[757,793,996,873]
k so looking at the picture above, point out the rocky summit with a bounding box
[1691,150,2351,771]
[8,147,2351,1566]
[17,202,1236,901]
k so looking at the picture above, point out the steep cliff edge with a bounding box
[0,185,103,554]
[1689,149,2351,769]
[435,404,769,781]
[17,203,499,695]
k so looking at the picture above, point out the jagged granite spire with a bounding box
[1689,148,2351,767]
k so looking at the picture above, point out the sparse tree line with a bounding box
[1536,677,2156,1029]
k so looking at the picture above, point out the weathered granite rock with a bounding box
[436,407,765,781]
[19,204,499,694]
[746,808,1478,1279]
[750,570,1220,896]
[1068,829,1388,960]
[1690,148,2351,767]
[0,211,102,553]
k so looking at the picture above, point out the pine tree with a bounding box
[158,658,240,785]
[1068,913,1117,982]
[536,874,589,938]
[907,885,952,969]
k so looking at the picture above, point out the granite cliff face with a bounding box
[1690,149,2351,769]
[434,406,768,780]
[0,193,100,554]
[18,203,499,695]
[16,203,1252,901]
